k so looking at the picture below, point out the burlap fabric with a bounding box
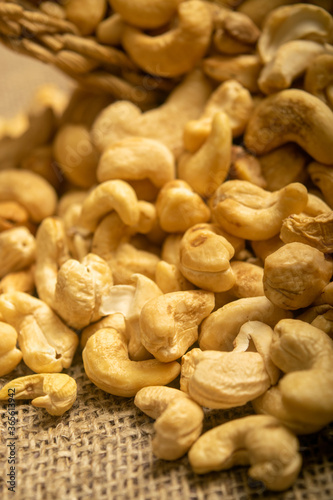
[0,45,333,500]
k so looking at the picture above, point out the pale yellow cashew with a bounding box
[122,1,212,78]
[82,328,181,397]
[188,415,302,492]
[140,290,215,362]
[181,321,279,409]
[0,292,78,373]
[109,0,182,29]
[210,180,308,240]
[77,180,140,234]
[0,267,35,295]
[0,169,57,223]
[199,296,291,351]
[80,313,126,350]
[155,260,195,294]
[179,223,235,293]
[0,322,22,377]
[110,243,160,285]
[0,227,36,279]
[244,89,333,164]
[97,137,175,188]
[0,373,77,416]
[134,386,204,460]
[269,319,333,428]
[263,242,333,310]
[178,112,232,198]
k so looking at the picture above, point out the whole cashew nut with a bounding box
[188,415,302,491]
[134,386,204,460]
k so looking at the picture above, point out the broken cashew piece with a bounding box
[122,1,212,77]
[134,386,204,460]
[0,374,77,416]
[82,328,180,397]
[244,89,333,164]
[0,322,22,376]
[188,415,302,492]
[140,290,215,362]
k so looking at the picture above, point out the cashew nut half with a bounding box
[244,89,333,164]
[188,415,302,491]
[134,386,204,460]
[82,328,180,397]
[0,373,77,416]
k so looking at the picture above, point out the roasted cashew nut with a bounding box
[0,373,77,416]
[0,227,36,279]
[0,322,22,376]
[82,328,180,397]
[280,212,333,253]
[188,415,302,492]
[134,386,204,460]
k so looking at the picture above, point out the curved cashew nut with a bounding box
[97,137,175,188]
[110,0,182,29]
[263,242,333,310]
[80,313,126,349]
[244,89,333,164]
[258,3,333,63]
[140,290,215,362]
[305,53,333,109]
[78,179,140,234]
[280,212,333,253]
[210,180,308,240]
[0,373,77,416]
[122,1,212,78]
[183,80,254,152]
[199,296,291,351]
[0,169,57,223]
[181,321,279,409]
[0,322,22,376]
[179,223,235,292]
[178,112,232,198]
[269,319,333,427]
[188,415,302,492]
[82,328,181,397]
[258,40,325,95]
[0,292,79,373]
[0,227,36,279]
[134,386,204,460]
[156,180,210,233]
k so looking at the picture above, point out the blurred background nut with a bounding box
[65,0,107,35]
[203,54,262,92]
[0,267,35,295]
[0,227,36,278]
[308,162,333,208]
[156,180,210,233]
[0,201,32,233]
[179,223,236,292]
[109,0,182,29]
[0,322,22,377]
[96,13,125,46]
[304,53,333,108]
[264,242,333,310]
[20,145,62,190]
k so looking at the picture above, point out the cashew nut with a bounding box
[188,415,302,491]
[0,267,35,295]
[244,89,333,164]
[203,54,262,92]
[82,328,180,397]
[134,386,204,460]
[308,161,333,208]
[0,227,36,279]
[140,290,215,362]
[64,0,106,35]
[80,312,126,349]
[0,322,22,376]
[109,0,182,29]
[229,145,267,188]
[280,212,333,253]
[305,53,333,108]
[0,201,31,233]
[0,373,77,416]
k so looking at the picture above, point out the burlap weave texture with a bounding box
[0,45,333,500]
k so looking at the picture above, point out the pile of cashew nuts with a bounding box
[1,0,333,493]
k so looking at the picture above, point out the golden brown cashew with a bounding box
[181,322,279,409]
[156,180,210,233]
[97,137,175,188]
[122,1,212,77]
[244,89,333,164]
[77,180,140,234]
[280,212,333,253]
[155,260,195,294]
[0,322,22,376]
[269,319,333,427]
[134,386,204,460]
[179,223,235,292]
[238,0,297,28]
[263,242,333,310]
[229,145,266,188]
[188,415,302,492]
[0,201,31,233]
[82,328,181,397]
[210,180,308,240]
[199,296,291,351]
[65,0,106,35]
[0,374,77,416]
[110,0,182,29]
[257,3,333,63]
[305,54,333,108]
[229,261,264,298]
[183,80,254,152]
[0,292,78,373]
[178,112,232,198]
[140,290,215,362]
[96,13,125,45]
[0,227,36,279]
[203,54,262,92]
[0,169,57,223]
